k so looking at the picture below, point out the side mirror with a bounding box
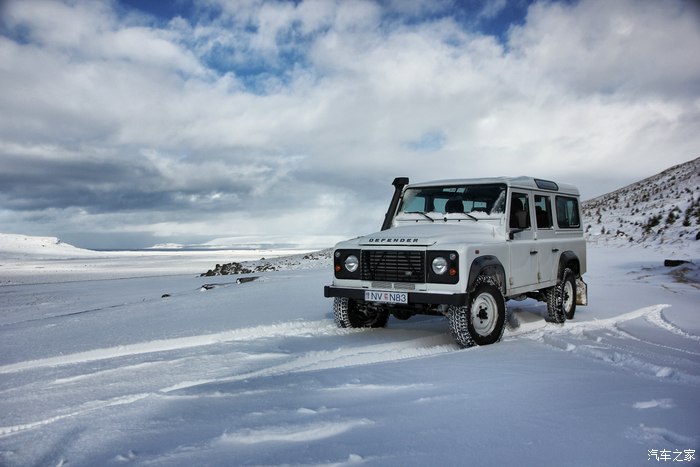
[509,228,524,240]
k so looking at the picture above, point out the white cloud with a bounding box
[2,0,115,48]
[1,0,699,247]
[94,26,205,74]
[507,0,700,98]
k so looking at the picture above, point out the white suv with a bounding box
[324,176,588,348]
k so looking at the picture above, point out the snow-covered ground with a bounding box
[0,236,699,466]
[0,233,313,285]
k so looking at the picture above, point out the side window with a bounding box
[509,192,530,229]
[555,196,581,228]
[534,195,552,229]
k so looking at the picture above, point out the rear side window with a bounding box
[534,195,552,229]
[555,196,580,228]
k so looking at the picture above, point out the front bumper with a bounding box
[324,285,469,307]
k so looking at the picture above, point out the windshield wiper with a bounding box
[406,212,435,222]
[445,212,478,221]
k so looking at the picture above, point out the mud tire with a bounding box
[546,268,576,323]
[448,276,506,348]
[333,297,389,328]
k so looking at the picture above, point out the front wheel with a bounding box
[448,277,506,348]
[333,297,389,328]
[546,268,576,323]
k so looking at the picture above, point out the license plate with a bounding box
[365,290,408,304]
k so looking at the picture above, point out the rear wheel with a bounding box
[546,268,576,323]
[333,297,389,328]
[448,276,506,348]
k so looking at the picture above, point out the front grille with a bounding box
[370,281,417,291]
[361,250,425,283]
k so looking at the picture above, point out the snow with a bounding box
[583,156,700,255]
[0,233,313,285]
[0,233,95,258]
[0,232,698,466]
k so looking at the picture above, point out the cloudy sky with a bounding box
[1,0,699,249]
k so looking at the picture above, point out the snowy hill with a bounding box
[582,157,700,256]
[0,233,96,259]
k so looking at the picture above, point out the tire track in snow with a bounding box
[160,333,457,393]
[0,320,344,374]
[3,304,690,379]
[46,352,287,387]
[513,304,700,385]
[609,322,700,358]
[503,305,667,342]
[0,393,150,437]
[645,308,700,341]
[505,304,670,340]
[4,304,694,440]
[560,342,700,385]
[1,326,456,437]
[217,419,374,445]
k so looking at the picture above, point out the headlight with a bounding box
[344,255,359,273]
[334,249,361,279]
[431,256,448,275]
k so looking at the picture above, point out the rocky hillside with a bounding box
[582,157,700,253]
[201,248,332,276]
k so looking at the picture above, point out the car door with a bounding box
[508,190,539,290]
[534,193,558,284]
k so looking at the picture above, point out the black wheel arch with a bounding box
[557,251,581,279]
[467,255,506,293]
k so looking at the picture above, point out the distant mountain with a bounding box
[582,157,700,253]
[0,233,95,259]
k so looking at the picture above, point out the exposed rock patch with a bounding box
[201,249,332,277]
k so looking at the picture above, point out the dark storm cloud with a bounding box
[0,153,147,210]
[0,148,266,213]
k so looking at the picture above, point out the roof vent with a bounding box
[534,179,559,191]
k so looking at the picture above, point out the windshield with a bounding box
[397,184,507,217]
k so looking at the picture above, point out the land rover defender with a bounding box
[323,176,588,348]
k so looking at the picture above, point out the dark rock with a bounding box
[664,259,691,267]
[200,261,255,276]
[236,276,259,284]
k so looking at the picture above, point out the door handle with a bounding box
[530,250,538,255]
[552,248,559,253]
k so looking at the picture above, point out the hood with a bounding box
[347,223,500,247]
